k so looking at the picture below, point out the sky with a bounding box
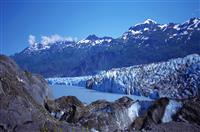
[0,0,199,55]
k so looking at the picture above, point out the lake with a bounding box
[50,85,151,104]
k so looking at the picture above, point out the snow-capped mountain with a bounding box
[46,54,200,100]
[77,35,113,45]
[12,18,200,77]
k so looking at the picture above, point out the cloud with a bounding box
[28,35,36,46]
[40,34,76,45]
[28,34,77,47]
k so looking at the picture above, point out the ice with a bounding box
[127,101,141,121]
[162,100,182,123]
[50,85,151,104]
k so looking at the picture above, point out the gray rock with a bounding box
[0,55,87,132]
[175,97,200,125]
[147,121,200,132]
[131,97,169,130]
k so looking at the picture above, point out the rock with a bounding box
[55,96,84,109]
[0,55,87,132]
[45,96,141,132]
[0,55,52,105]
[147,121,200,132]
[76,96,140,132]
[131,97,169,130]
[45,96,85,122]
[86,78,94,89]
[176,97,200,125]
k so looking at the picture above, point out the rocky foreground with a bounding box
[1,55,200,132]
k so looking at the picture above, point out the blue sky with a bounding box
[0,0,199,55]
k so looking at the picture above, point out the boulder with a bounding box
[131,97,169,130]
[45,96,141,132]
[176,97,200,125]
[45,96,85,123]
[147,121,200,132]
[77,96,140,132]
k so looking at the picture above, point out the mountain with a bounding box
[12,18,200,77]
[47,54,200,100]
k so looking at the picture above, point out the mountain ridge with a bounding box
[12,17,200,77]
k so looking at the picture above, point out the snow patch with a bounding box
[162,100,182,123]
[78,38,112,45]
[181,31,188,35]
[129,30,142,35]
[78,39,91,44]
[144,28,149,31]
[91,128,99,132]
[144,19,157,24]
[127,101,141,121]
[159,24,167,30]
[173,24,180,30]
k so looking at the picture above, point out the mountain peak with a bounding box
[144,19,157,24]
[86,34,99,40]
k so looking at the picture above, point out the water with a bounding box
[50,85,151,104]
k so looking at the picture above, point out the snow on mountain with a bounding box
[77,34,113,45]
[124,18,199,41]
[134,19,157,26]
[12,18,200,77]
[144,19,157,24]
[129,30,142,35]
[22,18,200,51]
[158,24,168,30]
[173,24,181,30]
[24,18,200,52]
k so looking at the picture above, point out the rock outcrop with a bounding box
[0,55,52,105]
[0,55,87,132]
[131,97,169,130]
[175,97,200,125]
[45,96,143,132]
[147,122,200,132]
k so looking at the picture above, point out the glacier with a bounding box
[47,54,200,100]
